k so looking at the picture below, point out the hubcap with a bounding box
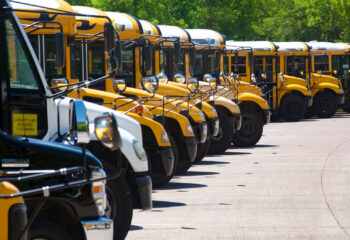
[288,102,300,114]
[241,117,256,136]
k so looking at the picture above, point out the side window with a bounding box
[5,19,40,90]
[88,41,105,78]
[223,55,229,74]
[159,48,165,74]
[45,35,64,80]
[175,49,185,75]
[266,56,273,72]
[70,44,82,80]
[231,56,246,74]
[314,55,329,72]
[253,56,264,72]
[193,52,203,75]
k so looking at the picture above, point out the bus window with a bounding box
[44,35,64,80]
[159,48,165,74]
[175,49,185,75]
[5,19,40,90]
[207,51,218,75]
[88,41,105,79]
[223,55,228,74]
[266,56,273,72]
[314,55,329,73]
[114,46,134,87]
[286,56,306,78]
[70,44,82,80]
[193,51,203,76]
[231,56,246,75]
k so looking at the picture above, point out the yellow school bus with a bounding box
[152,24,241,154]
[105,11,211,169]
[226,41,312,122]
[275,42,344,118]
[306,41,347,113]
[185,30,270,147]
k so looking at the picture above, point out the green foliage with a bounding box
[66,0,350,42]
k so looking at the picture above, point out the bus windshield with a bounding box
[286,56,306,79]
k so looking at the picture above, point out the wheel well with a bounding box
[319,88,337,96]
[26,199,84,239]
[215,105,232,117]
[141,124,159,150]
[163,117,184,140]
[239,101,265,123]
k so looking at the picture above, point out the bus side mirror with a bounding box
[69,99,90,144]
[215,50,220,70]
[55,32,65,69]
[143,44,152,73]
[248,51,253,69]
[104,23,116,53]
[174,41,181,65]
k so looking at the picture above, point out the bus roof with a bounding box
[105,12,143,39]
[185,29,225,48]
[226,40,276,52]
[158,25,191,42]
[306,41,348,51]
[13,0,76,35]
[140,20,161,37]
[72,6,109,36]
[274,42,309,52]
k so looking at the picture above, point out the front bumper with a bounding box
[208,117,220,137]
[81,217,113,240]
[134,175,152,210]
[159,147,174,177]
[305,96,313,107]
[263,109,271,125]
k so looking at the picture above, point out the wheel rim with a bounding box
[288,102,300,114]
[241,117,256,136]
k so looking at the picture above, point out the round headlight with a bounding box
[187,77,199,93]
[112,79,126,93]
[174,73,185,83]
[157,73,168,84]
[141,76,159,93]
[251,73,256,83]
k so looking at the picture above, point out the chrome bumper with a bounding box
[199,122,208,143]
[81,217,113,240]
[211,118,220,137]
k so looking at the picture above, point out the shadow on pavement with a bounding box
[130,225,143,231]
[197,160,230,165]
[161,182,207,190]
[179,171,219,176]
[153,200,186,208]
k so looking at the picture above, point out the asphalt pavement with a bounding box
[127,111,350,240]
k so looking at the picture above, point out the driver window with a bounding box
[5,18,40,90]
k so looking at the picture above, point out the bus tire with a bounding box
[105,174,133,240]
[208,113,233,154]
[280,94,305,121]
[312,91,337,118]
[153,135,178,188]
[193,124,212,163]
[232,108,263,147]
[30,219,72,240]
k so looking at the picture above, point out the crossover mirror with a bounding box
[69,99,90,144]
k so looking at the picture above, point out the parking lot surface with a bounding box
[127,112,350,240]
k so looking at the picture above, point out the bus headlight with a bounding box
[95,113,121,151]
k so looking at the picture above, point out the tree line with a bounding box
[67,0,350,42]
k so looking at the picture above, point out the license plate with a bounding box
[12,113,38,136]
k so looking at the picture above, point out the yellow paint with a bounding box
[12,113,38,136]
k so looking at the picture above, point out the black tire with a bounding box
[312,91,337,118]
[304,108,314,119]
[30,219,72,240]
[152,135,178,188]
[280,94,305,121]
[208,113,233,155]
[193,124,212,163]
[232,108,263,147]
[342,107,350,113]
[105,173,133,240]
